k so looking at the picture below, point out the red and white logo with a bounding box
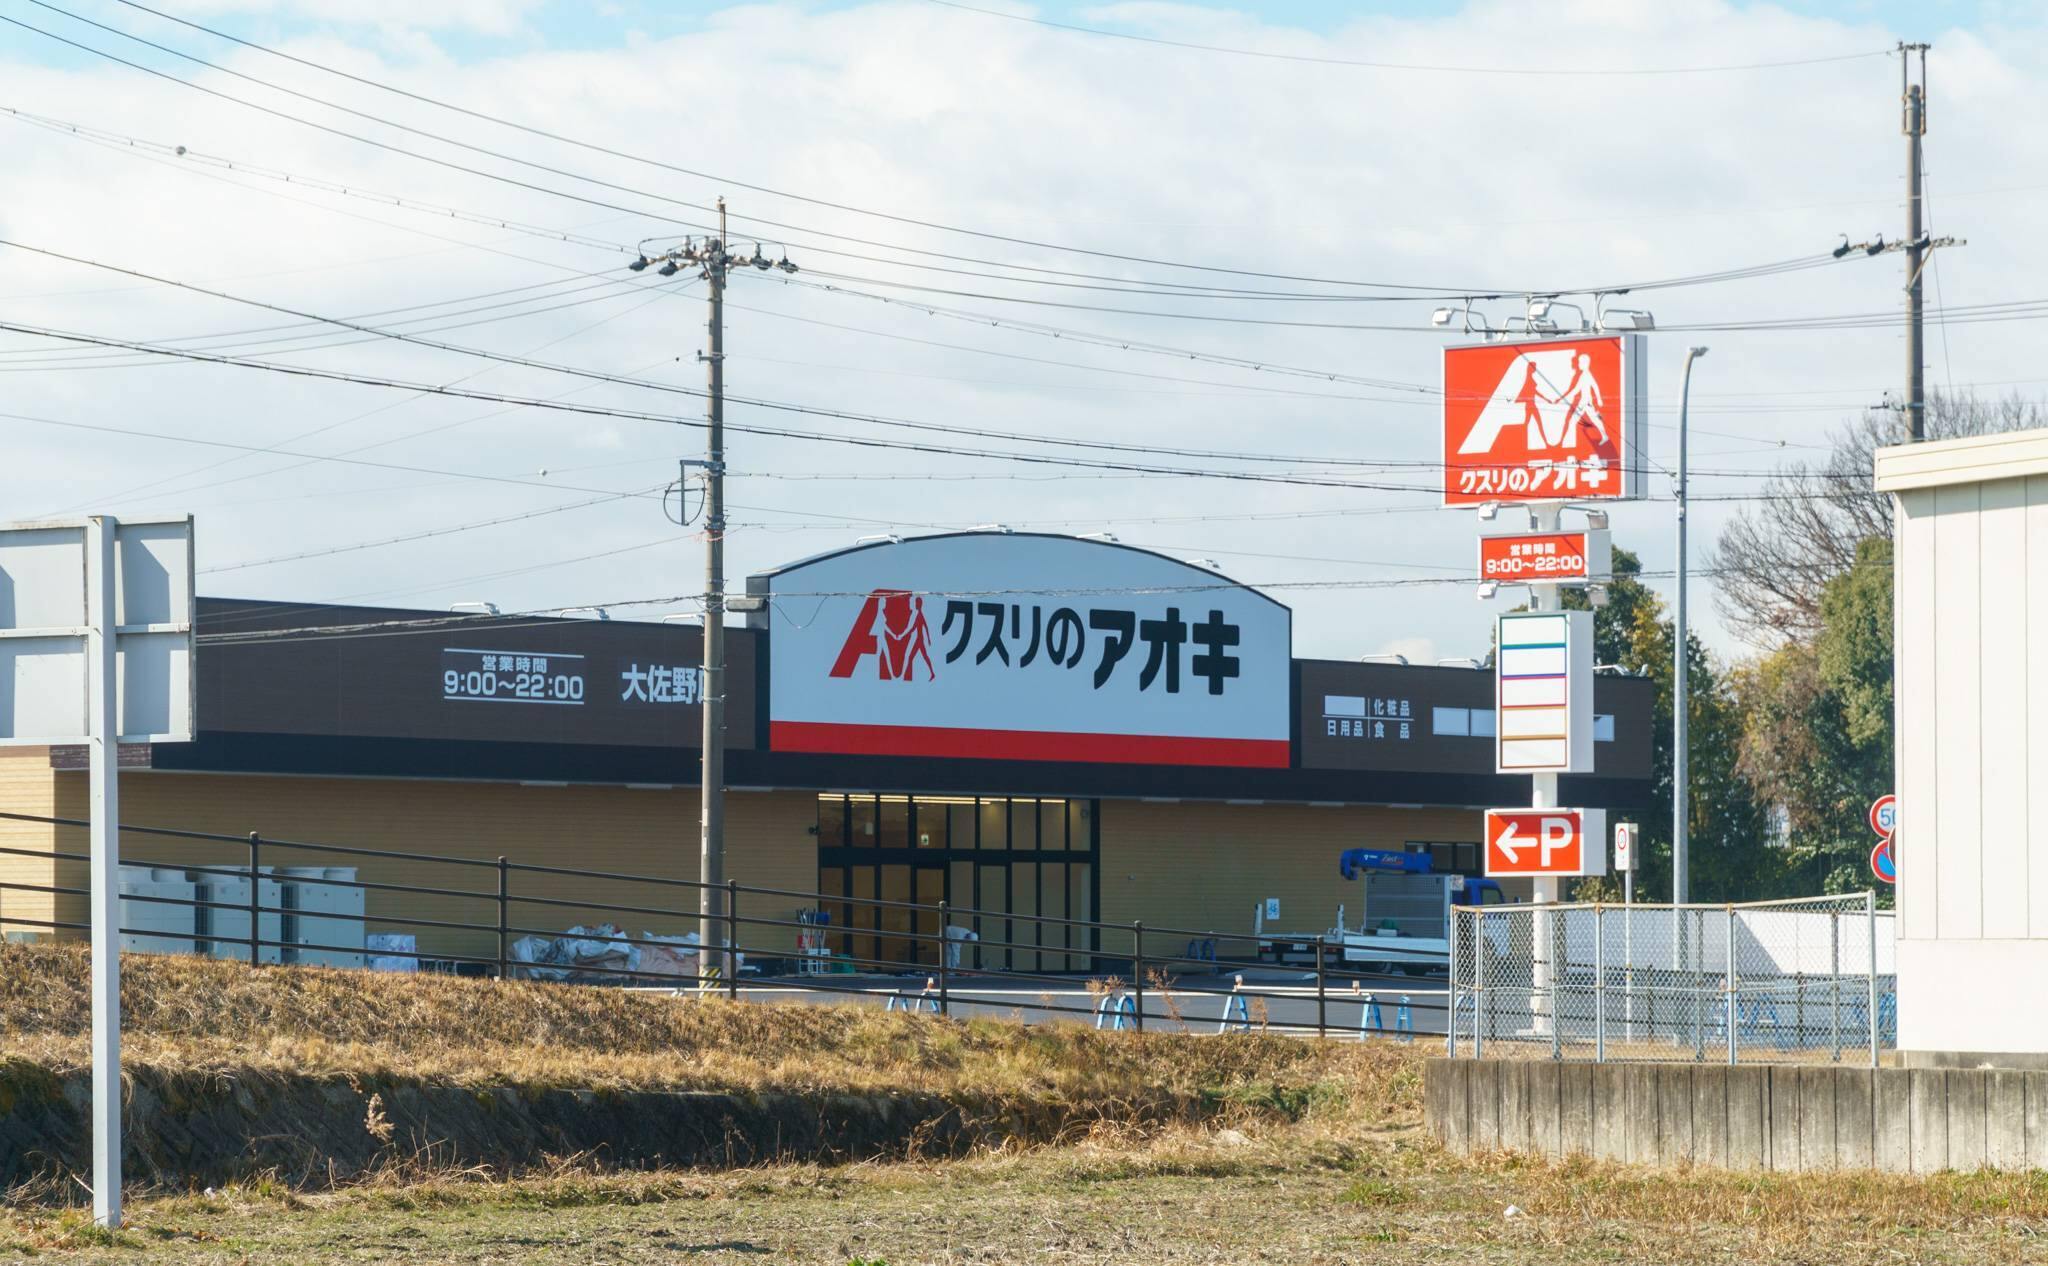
[830,589,938,682]
[1442,335,1643,506]
[765,533,1292,768]
[1484,807,1608,877]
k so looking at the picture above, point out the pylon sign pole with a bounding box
[0,516,195,1229]
[86,517,122,1228]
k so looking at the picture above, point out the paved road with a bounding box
[689,968,1455,1040]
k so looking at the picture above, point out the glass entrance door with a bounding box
[818,794,1099,976]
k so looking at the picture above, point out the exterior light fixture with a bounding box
[854,533,904,546]
[1476,581,1500,601]
[657,258,680,277]
[628,256,649,272]
[1358,653,1409,665]
[1477,501,1501,521]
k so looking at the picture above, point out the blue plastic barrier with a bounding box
[1094,991,1138,1031]
[1360,992,1383,1037]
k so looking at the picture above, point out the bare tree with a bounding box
[1711,390,2046,646]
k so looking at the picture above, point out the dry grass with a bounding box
[0,943,1422,1118]
[8,1121,2048,1263]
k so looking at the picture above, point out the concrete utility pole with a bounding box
[702,198,729,975]
[631,202,797,981]
[1902,42,1930,442]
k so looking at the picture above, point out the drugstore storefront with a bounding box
[0,532,1653,965]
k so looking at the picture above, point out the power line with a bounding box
[42,289,693,517]
[199,484,665,574]
[922,0,1894,76]
[189,563,1761,648]
[0,406,661,499]
[18,5,1894,306]
[0,244,1568,480]
[3,6,1477,296]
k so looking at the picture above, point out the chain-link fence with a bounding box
[1448,894,1895,1066]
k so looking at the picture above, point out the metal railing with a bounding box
[1446,894,1896,1066]
[0,810,1452,1041]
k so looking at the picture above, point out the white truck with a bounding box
[1256,848,1506,975]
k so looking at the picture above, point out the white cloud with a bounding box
[1,0,2044,662]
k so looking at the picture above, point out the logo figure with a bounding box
[1557,351,1609,446]
[830,589,936,681]
[1457,345,1617,457]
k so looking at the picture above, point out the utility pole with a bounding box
[702,198,729,979]
[1901,41,1930,442]
[631,203,797,982]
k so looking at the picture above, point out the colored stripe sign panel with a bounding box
[1485,808,1608,877]
[1495,609,1594,774]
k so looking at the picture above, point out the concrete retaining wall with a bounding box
[1425,1058,2048,1173]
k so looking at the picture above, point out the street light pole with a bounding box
[1673,346,1708,906]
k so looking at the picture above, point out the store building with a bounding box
[0,532,1653,970]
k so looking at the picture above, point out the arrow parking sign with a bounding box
[1484,807,1608,877]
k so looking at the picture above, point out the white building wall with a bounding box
[1882,435,2048,1057]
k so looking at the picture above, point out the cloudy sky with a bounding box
[3,0,2044,663]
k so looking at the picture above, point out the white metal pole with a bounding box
[1530,503,1562,1039]
[1868,890,1880,1068]
[86,515,122,1228]
[1623,866,1634,1043]
[1447,906,1459,1058]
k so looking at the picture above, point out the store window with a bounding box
[1406,841,1483,877]
[1431,707,1498,737]
[815,794,1100,974]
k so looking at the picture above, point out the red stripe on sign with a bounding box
[771,721,1290,768]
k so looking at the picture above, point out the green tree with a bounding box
[1557,549,1775,901]
[1733,537,1894,901]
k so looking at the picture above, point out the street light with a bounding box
[1673,345,1708,905]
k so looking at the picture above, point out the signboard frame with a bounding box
[0,515,196,1230]
[1483,807,1609,878]
[1612,820,1638,873]
[752,531,1293,768]
[0,516,196,746]
[1441,333,1648,506]
[1495,608,1595,774]
[1477,528,1612,586]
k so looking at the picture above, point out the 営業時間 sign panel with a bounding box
[753,533,1291,767]
[195,599,754,749]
